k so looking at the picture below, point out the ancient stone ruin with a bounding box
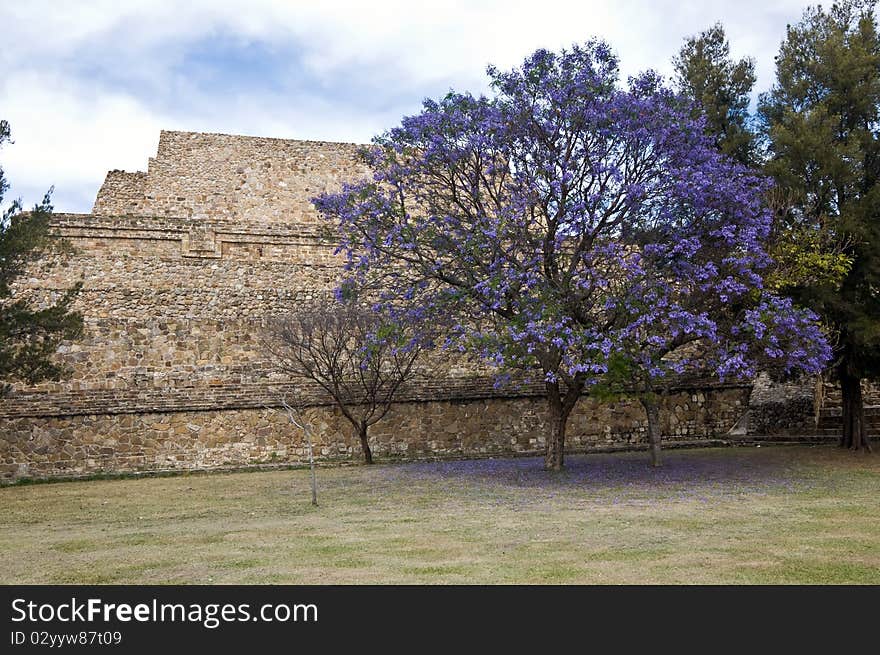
[1,130,841,482]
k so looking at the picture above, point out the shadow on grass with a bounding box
[369,446,826,498]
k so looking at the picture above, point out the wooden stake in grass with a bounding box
[268,398,318,506]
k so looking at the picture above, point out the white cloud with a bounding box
[2,74,162,185]
[1,72,164,211]
[3,1,811,86]
[1,0,814,212]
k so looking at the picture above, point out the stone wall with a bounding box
[746,373,880,436]
[747,373,819,435]
[92,130,369,224]
[1,385,750,482]
[819,378,880,408]
[2,129,755,483]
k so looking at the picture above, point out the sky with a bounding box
[1,0,814,214]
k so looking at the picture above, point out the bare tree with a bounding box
[265,301,423,464]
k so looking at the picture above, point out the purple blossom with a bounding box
[313,40,830,404]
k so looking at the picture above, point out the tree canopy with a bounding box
[673,22,758,167]
[0,119,82,393]
[759,0,880,450]
[265,301,423,464]
[315,42,830,469]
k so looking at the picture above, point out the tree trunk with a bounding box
[358,422,374,464]
[840,364,871,452]
[545,381,569,471]
[304,424,318,507]
[639,395,662,467]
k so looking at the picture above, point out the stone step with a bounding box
[816,418,880,433]
[733,434,840,445]
[749,427,877,439]
[818,419,880,427]
[817,422,880,431]
[818,405,880,418]
[812,421,878,430]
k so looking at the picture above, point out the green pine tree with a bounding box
[759,0,880,451]
[0,119,82,394]
[673,22,758,167]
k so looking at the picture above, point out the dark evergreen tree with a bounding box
[0,120,82,393]
[673,22,758,167]
[759,0,880,451]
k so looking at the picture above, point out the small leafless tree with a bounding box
[265,301,423,464]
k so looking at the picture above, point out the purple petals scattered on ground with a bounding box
[367,447,823,505]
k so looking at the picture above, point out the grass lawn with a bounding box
[1,445,878,584]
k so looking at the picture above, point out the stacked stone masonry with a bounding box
[0,130,790,482]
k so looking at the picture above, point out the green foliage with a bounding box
[673,22,758,166]
[0,120,82,391]
[673,20,856,338]
[758,0,880,380]
[589,352,636,402]
[765,218,854,292]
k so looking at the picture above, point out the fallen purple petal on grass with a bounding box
[366,448,820,504]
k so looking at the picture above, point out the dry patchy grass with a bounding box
[1,445,878,584]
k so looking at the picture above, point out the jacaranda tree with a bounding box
[315,42,831,470]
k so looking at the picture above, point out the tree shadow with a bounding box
[372,446,823,497]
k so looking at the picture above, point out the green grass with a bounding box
[1,445,878,584]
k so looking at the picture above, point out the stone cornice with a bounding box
[0,376,752,419]
[51,213,336,242]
